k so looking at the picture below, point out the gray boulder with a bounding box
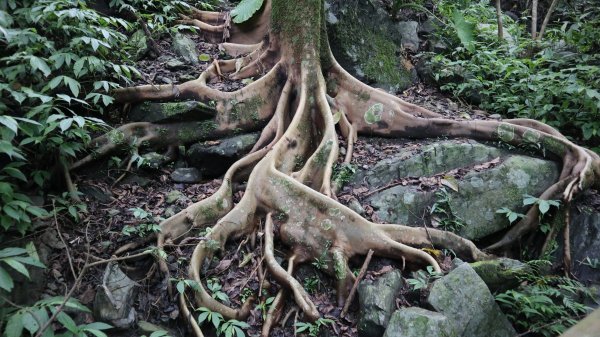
[325,0,414,92]
[94,263,137,329]
[358,270,403,337]
[383,307,457,337]
[129,101,216,124]
[354,140,559,240]
[398,21,420,52]
[171,167,202,183]
[187,132,259,177]
[556,208,600,285]
[470,258,531,292]
[172,33,199,64]
[427,263,516,337]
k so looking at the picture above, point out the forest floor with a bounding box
[39,34,600,337]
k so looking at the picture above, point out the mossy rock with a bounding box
[325,0,415,92]
[357,270,403,337]
[383,307,457,337]
[354,140,559,240]
[427,263,516,337]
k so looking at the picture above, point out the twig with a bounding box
[53,200,77,281]
[341,249,374,318]
[563,205,572,276]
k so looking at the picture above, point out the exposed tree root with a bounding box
[72,0,600,335]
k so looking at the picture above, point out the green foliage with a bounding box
[496,207,525,224]
[197,306,224,330]
[294,318,334,337]
[122,207,161,237]
[218,319,249,337]
[206,278,229,304]
[0,0,141,235]
[522,194,560,216]
[197,307,249,337]
[255,297,274,320]
[581,257,600,269]
[231,0,264,24]
[141,331,172,337]
[430,187,465,232]
[0,243,44,292]
[332,163,357,187]
[495,270,591,337]
[1,286,111,337]
[406,265,442,291]
[303,276,321,294]
[429,0,600,146]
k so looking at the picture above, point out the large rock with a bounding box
[354,140,559,240]
[187,132,260,177]
[383,307,457,337]
[398,21,420,52]
[172,33,199,64]
[427,263,516,337]
[358,270,403,337]
[94,263,137,329]
[325,0,414,92]
[129,101,216,124]
[470,258,531,292]
[556,207,600,286]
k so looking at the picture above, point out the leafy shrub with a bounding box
[428,0,600,149]
[0,0,141,234]
[496,272,591,336]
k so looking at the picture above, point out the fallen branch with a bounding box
[340,249,373,318]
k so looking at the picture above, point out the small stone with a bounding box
[179,74,197,82]
[165,59,186,70]
[172,33,199,64]
[94,263,137,329]
[489,114,502,119]
[166,190,185,204]
[170,168,201,183]
[156,76,172,84]
[339,147,346,156]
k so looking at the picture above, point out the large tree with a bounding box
[72,0,600,336]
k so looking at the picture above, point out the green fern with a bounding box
[231,0,264,24]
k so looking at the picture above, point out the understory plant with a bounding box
[495,263,591,337]
[428,0,600,149]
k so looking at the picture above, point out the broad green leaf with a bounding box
[22,311,40,334]
[0,115,19,134]
[5,312,24,337]
[3,258,30,278]
[0,265,14,291]
[538,200,550,214]
[30,56,51,77]
[63,76,81,97]
[3,167,27,182]
[0,247,27,258]
[452,10,475,52]
[231,0,264,24]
